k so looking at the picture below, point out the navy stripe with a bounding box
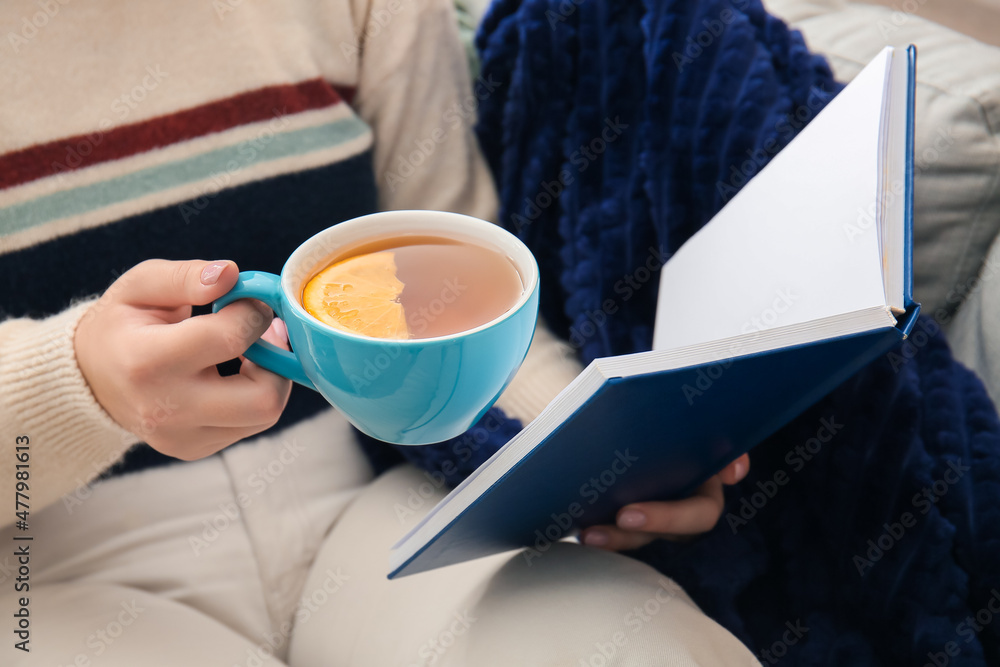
[1,151,377,318]
[1,151,378,476]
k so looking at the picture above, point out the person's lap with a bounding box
[1,408,757,666]
[1,407,366,666]
[292,464,759,666]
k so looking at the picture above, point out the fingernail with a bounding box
[618,510,647,529]
[268,318,288,345]
[583,530,609,547]
[201,261,227,285]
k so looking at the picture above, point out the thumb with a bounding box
[718,454,750,486]
[115,259,239,308]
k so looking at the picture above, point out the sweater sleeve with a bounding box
[346,0,584,482]
[350,0,499,221]
[0,300,140,527]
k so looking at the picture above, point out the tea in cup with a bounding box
[213,210,539,445]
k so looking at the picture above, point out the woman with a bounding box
[0,0,754,664]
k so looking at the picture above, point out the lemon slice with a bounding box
[302,251,409,339]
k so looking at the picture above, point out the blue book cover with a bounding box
[389,46,918,579]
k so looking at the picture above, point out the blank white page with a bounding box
[653,48,892,352]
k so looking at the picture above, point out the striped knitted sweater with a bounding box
[0,0,582,520]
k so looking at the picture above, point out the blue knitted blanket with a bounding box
[360,0,1000,663]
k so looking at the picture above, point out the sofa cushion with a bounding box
[764,0,1000,322]
[946,231,1000,405]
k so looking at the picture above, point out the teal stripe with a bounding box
[0,117,370,235]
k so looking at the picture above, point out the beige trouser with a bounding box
[0,408,758,666]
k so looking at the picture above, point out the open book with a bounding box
[389,46,919,579]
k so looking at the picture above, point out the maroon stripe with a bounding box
[0,79,348,190]
[335,85,357,106]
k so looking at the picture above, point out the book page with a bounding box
[653,48,893,352]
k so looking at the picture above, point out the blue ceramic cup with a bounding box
[213,210,539,445]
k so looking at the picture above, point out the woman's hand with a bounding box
[74,259,292,461]
[579,454,750,551]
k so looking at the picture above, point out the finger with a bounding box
[185,369,291,428]
[146,424,275,461]
[240,316,292,388]
[159,304,194,325]
[718,454,750,486]
[114,259,239,309]
[612,476,726,536]
[239,316,289,362]
[153,299,274,371]
[239,344,293,419]
[580,526,656,552]
[259,317,290,350]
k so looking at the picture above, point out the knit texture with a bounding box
[0,300,140,514]
[637,322,1000,665]
[426,0,1000,663]
[0,0,499,519]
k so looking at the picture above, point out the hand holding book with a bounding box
[580,454,750,551]
[390,46,918,578]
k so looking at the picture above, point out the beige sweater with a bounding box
[0,0,582,525]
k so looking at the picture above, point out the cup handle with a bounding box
[212,271,316,389]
